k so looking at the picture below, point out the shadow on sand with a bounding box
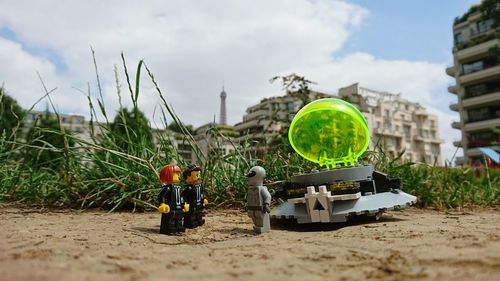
[271,214,406,232]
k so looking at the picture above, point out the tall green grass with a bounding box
[0,55,498,210]
[368,150,499,208]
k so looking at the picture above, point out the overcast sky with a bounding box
[0,0,480,163]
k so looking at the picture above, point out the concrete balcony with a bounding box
[414,109,428,116]
[463,117,500,132]
[465,148,481,158]
[234,119,260,132]
[446,66,456,77]
[465,146,500,158]
[243,109,268,122]
[460,64,500,85]
[373,127,403,138]
[449,103,460,112]
[462,91,500,108]
[465,146,499,157]
[429,138,443,144]
[448,85,458,94]
[456,39,500,62]
[451,121,462,129]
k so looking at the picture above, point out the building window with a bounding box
[477,19,494,33]
[463,60,484,75]
[422,130,429,138]
[403,126,411,138]
[177,143,192,151]
[454,32,464,45]
[384,109,390,117]
[272,103,279,111]
[468,130,500,148]
[287,102,295,111]
[465,81,500,99]
[432,144,440,154]
[468,107,490,122]
[462,57,499,75]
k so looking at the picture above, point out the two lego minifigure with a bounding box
[157,163,207,235]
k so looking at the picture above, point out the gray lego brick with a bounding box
[290,165,374,184]
[270,189,417,224]
[331,190,416,215]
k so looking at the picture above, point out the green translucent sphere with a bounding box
[288,98,370,168]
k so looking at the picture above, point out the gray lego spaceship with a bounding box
[270,98,417,224]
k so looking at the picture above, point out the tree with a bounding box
[109,107,154,153]
[24,112,74,170]
[167,121,194,135]
[267,73,317,150]
[0,87,25,140]
[480,0,500,28]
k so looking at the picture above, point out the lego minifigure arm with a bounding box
[157,186,171,213]
[201,185,208,206]
[261,186,272,205]
[158,203,170,213]
[261,186,272,213]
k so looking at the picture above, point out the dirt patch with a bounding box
[1,205,499,281]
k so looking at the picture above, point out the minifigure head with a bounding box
[183,163,202,185]
[247,166,266,186]
[159,164,181,185]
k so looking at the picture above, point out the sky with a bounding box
[0,0,481,164]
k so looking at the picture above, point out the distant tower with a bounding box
[219,84,227,125]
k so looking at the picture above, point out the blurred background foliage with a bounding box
[0,58,498,211]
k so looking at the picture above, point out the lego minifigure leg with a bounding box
[175,213,185,233]
[184,212,195,229]
[195,211,205,226]
[160,213,170,234]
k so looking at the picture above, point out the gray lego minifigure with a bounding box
[246,166,271,234]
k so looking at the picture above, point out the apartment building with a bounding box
[192,122,237,163]
[24,110,91,143]
[447,2,500,163]
[234,90,334,146]
[339,83,442,164]
[24,110,195,163]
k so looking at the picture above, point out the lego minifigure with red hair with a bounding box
[158,163,189,235]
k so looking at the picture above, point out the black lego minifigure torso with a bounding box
[158,184,184,212]
[183,183,204,208]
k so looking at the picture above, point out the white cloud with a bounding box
[0,37,61,109]
[0,0,460,163]
[0,0,369,122]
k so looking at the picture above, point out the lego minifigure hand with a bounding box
[183,203,190,213]
[203,198,208,206]
[158,203,170,214]
[263,204,271,213]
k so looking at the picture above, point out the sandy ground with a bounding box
[0,204,499,281]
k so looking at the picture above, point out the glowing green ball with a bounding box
[288,98,370,168]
